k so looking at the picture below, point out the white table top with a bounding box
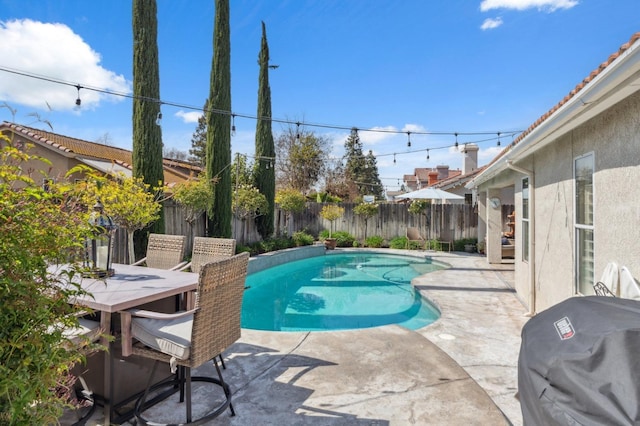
[52,263,198,313]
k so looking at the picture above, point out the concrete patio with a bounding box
[75,249,528,425]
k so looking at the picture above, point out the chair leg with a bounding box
[218,354,226,369]
[185,367,192,423]
[213,357,235,417]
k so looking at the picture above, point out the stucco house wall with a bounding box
[468,32,640,313]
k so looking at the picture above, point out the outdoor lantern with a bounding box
[84,200,117,278]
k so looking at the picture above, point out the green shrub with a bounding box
[0,140,107,424]
[453,238,478,251]
[292,231,314,247]
[365,235,384,248]
[333,231,355,247]
[390,236,408,249]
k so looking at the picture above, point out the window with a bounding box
[521,177,529,262]
[575,153,594,294]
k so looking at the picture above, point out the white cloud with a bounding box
[175,110,202,124]
[0,19,130,111]
[480,0,579,12]
[481,17,504,30]
[359,125,398,146]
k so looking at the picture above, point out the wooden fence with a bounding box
[112,201,515,263]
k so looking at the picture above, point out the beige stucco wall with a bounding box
[510,90,640,312]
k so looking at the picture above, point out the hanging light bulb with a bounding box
[231,114,236,136]
[155,111,162,126]
[393,153,396,164]
[426,149,430,161]
[463,143,468,154]
[454,132,459,150]
[407,131,411,148]
[497,132,501,146]
[75,85,82,107]
[296,122,301,140]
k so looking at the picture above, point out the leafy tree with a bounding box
[322,159,350,200]
[206,0,232,238]
[353,201,379,240]
[319,204,345,239]
[275,124,330,194]
[233,184,268,244]
[232,154,253,188]
[163,147,188,161]
[188,99,208,166]
[172,174,214,241]
[253,21,276,240]
[133,0,165,259]
[0,138,104,424]
[67,167,163,264]
[274,188,306,235]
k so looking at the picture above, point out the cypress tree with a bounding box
[206,0,232,237]
[132,0,164,257]
[253,21,275,239]
[188,99,209,166]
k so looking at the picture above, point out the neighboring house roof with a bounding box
[0,122,201,186]
[468,31,640,188]
[434,166,485,191]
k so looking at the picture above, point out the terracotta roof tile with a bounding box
[2,122,201,185]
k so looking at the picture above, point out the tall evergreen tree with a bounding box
[253,21,275,239]
[206,0,232,237]
[188,99,209,166]
[343,128,366,200]
[364,149,384,198]
[132,0,164,256]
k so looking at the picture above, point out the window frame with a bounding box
[574,152,595,295]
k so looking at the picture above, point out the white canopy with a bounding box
[394,187,464,202]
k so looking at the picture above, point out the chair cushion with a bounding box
[132,314,193,360]
[63,318,101,346]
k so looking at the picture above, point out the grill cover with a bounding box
[518,296,640,425]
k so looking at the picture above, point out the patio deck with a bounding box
[70,249,527,425]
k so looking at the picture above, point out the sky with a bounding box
[0,0,638,192]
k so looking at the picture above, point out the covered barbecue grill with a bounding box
[518,296,640,425]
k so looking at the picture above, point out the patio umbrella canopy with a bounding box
[394,187,464,201]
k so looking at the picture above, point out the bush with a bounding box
[453,238,478,252]
[333,231,355,247]
[292,231,314,247]
[365,235,384,248]
[390,236,408,249]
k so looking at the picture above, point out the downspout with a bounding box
[506,161,536,316]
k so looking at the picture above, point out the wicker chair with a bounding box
[174,237,236,274]
[119,252,250,425]
[132,233,187,270]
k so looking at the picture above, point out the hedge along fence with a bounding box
[112,201,512,262]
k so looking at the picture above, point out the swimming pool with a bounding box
[241,252,443,331]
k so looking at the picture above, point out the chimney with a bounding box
[462,143,479,175]
[436,165,449,181]
[428,171,439,186]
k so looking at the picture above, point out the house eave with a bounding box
[467,35,640,189]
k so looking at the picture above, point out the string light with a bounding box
[454,132,459,150]
[426,149,430,161]
[296,122,301,140]
[155,111,162,126]
[406,131,411,148]
[497,132,501,146]
[231,114,236,136]
[75,84,82,107]
[393,153,396,164]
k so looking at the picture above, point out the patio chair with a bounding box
[406,227,426,249]
[132,233,187,270]
[174,237,236,274]
[119,252,250,425]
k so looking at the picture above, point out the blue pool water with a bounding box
[241,252,443,331]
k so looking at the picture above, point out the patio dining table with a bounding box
[55,263,199,425]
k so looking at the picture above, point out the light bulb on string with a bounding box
[75,85,82,108]
[426,149,430,161]
[155,111,162,126]
[454,132,459,150]
[497,132,501,146]
[231,114,236,136]
[406,131,411,148]
[296,122,301,140]
[393,153,396,164]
